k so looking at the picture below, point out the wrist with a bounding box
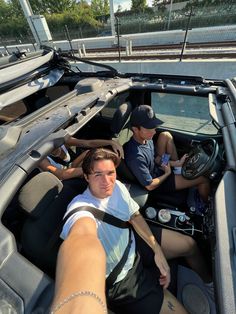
[171,160,180,167]
[162,172,170,180]
[151,236,160,253]
[76,168,83,177]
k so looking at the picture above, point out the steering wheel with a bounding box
[182,139,219,179]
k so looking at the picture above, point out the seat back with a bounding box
[110,102,149,208]
[19,172,79,276]
[110,101,132,138]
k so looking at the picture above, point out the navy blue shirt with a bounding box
[124,137,162,187]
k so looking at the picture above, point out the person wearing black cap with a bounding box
[124,105,210,202]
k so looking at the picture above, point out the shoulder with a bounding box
[115,180,132,198]
[67,189,91,210]
[124,137,139,157]
[147,140,154,148]
[115,179,127,191]
[124,137,136,149]
[61,190,97,239]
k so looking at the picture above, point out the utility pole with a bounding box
[109,0,115,36]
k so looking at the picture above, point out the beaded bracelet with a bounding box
[51,290,107,313]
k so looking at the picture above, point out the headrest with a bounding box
[18,172,63,219]
[111,102,132,136]
[116,159,138,183]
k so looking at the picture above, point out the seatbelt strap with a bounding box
[63,206,129,229]
[106,228,132,288]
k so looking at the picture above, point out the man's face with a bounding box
[85,159,116,199]
[133,126,156,141]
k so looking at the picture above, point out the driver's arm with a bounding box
[145,163,171,191]
[155,154,188,168]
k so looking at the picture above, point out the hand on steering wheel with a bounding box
[182,139,219,179]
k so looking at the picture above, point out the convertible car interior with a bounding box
[0,49,235,313]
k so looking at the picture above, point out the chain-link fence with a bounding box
[114,3,236,39]
[48,2,236,42]
[1,2,236,47]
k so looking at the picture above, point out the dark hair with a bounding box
[82,148,120,175]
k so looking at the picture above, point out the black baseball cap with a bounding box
[130,105,163,129]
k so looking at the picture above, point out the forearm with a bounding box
[66,137,88,147]
[86,139,115,148]
[131,213,170,288]
[60,167,83,180]
[66,138,123,158]
[52,234,106,314]
[66,138,113,148]
[47,166,83,180]
[130,212,160,253]
[145,172,171,191]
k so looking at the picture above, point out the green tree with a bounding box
[0,0,28,39]
[0,0,11,20]
[7,0,24,18]
[104,0,109,15]
[152,0,167,13]
[131,0,147,13]
[91,0,109,17]
[45,1,100,38]
[28,0,77,14]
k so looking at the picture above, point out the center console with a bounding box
[143,204,213,239]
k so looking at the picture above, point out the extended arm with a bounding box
[39,159,83,180]
[51,217,107,314]
[66,137,124,158]
[129,211,170,288]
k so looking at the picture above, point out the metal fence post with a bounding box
[180,7,194,62]
[82,44,86,57]
[126,41,129,56]
[64,24,74,56]
[129,40,132,56]
[77,43,82,58]
[115,16,121,62]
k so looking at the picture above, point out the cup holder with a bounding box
[144,206,203,237]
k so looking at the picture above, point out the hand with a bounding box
[154,248,170,289]
[161,162,171,175]
[173,154,188,167]
[111,141,124,159]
